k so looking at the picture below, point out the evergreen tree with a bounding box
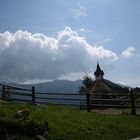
[79,76,93,93]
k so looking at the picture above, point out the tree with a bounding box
[79,76,94,93]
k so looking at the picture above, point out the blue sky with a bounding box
[0,0,140,87]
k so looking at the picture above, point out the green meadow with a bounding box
[0,101,140,140]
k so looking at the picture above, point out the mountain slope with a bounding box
[21,80,82,93]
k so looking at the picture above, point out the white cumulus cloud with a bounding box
[0,27,118,83]
[121,47,135,58]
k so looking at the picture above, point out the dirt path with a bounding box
[92,108,140,115]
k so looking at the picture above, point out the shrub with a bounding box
[0,118,49,139]
[0,108,6,117]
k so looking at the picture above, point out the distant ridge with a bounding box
[0,80,131,93]
[20,80,83,93]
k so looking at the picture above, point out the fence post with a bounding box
[130,89,136,115]
[32,86,35,103]
[2,85,5,99]
[86,92,91,112]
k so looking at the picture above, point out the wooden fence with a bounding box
[85,91,140,115]
[0,84,86,106]
[0,83,33,102]
[0,83,140,115]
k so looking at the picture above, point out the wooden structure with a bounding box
[90,63,129,94]
[0,83,140,115]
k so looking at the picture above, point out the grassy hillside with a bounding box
[0,101,140,140]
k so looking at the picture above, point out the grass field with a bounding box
[0,101,140,140]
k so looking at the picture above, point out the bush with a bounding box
[0,118,48,139]
[24,120,48,137]
[0,108,6,117]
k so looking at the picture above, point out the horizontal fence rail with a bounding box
[36,92,85,96]
[0,84,32,91]
[0,83,140,115]
[35,97,86,101]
